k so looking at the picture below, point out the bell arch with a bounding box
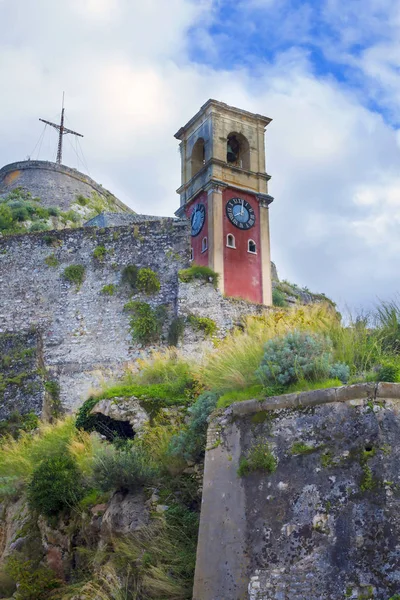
[226,132,250,170]
[191,137,206,178]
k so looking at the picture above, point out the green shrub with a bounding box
[125,301,165,345]
[63,264,85,288]
[272,288,287,307]
[168,317,186,346]
[0,568,16,597]
[256,330,333,386]
[47,206,60,216]
[178,264,219,287]
[136,267,161,294]
[237,440,277,476]
[29,222,49,233]
[0,204,13,231]
[376,363,399,382]
[0,411,39,439]
[290,442,316,455]
[27,454,85,517]
[5,556,60,600]
[91,445,157,493]
[76,194,89,206]
[188,315,217,336]
[329,361,350,383]
[93,245,107,261]
[101,283,116,295]
[44,254,58,267]
[169,392,219,462]
[122,264,139,289]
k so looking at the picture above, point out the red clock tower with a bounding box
[175,99,273,305]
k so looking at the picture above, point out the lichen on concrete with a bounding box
[194,384,400,599]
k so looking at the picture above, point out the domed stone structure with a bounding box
[0,160,132,214]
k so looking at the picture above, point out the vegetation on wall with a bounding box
[188,314,217,337]
[178,264,219,287]
[3,298,400,596]
[124,300,166,345]
[63,264,86,289]
[122,265,160,295]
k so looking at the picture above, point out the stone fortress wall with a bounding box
[0,220,270,416]
[194,383,400,600]
[0,220,189,412]
[0,160,131,213]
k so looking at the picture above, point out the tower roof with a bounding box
[174,99,272,140]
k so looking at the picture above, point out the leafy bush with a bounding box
[0,418,78,497]
[28,453,85,517]
[91,445,157,493]
[5,556,60,600]
[136,267,161,294]
[0,204,13,231]
[188,315,217,336]
[178,264,219,287]
[125,301,165,345]
[0,411,38,439]
[101,283,116,295]
[169,391,219,462]
[93,245,107,261]
[47,206,60,216]
[44,254,58,267]
[237,440,277,476]
[63,264,85,288]
[376,363,399,382]
[122,264,139,289]
[329,362,350,383]
[29,221,49,233]
[272,288,287,307]
[76,194,89,206]
[256,330,333,386]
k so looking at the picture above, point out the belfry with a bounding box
[175,99,273,305]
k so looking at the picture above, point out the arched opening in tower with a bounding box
[227,133,250,170]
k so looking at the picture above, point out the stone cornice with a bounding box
[175,99,272,139]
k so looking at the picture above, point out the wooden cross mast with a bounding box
[39,93,83,165]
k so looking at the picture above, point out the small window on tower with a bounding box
[227,234,236,248]
[201,237,208,253]
[190,247,194,261]
[248,240,257,254]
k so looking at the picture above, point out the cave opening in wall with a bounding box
[87,413,135,441]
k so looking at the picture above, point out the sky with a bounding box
[1,0,400,310]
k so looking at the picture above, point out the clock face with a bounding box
[191,203,206,237]
[226,198,256,230]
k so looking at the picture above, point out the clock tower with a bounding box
[175,99,273,305]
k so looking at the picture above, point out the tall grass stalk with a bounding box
[0,418,77,487]
[200,304,336,393]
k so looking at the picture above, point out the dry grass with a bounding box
[200,304,336,393]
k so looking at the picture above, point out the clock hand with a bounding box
[241,199,244,216]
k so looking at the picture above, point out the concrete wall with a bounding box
[194,383,400,600]
[0,161,131,213]
[0,220,189,411]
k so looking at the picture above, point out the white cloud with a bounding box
[1,0,400,309]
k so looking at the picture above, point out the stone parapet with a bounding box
[194,383,400,600]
